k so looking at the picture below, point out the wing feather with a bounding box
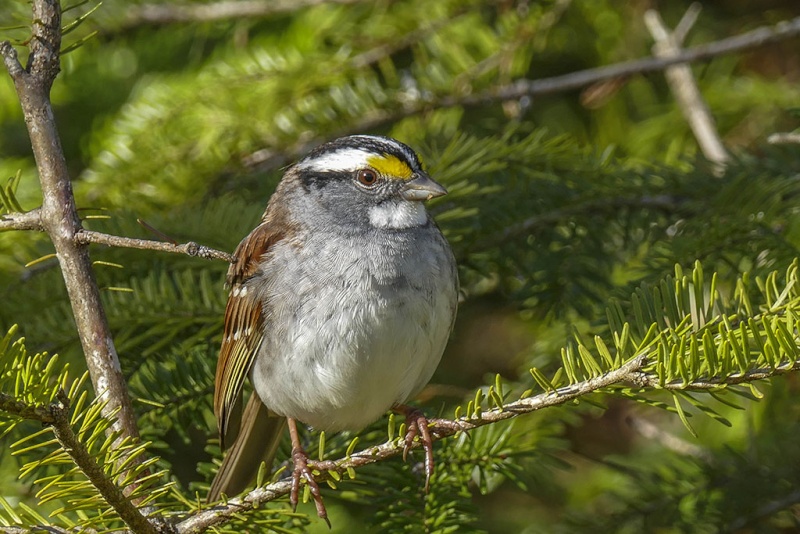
[214,222,285,449]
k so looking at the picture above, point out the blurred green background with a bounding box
[1,0,800,531]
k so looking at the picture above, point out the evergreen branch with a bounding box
[46,394,158,534]
[0,209,42,231]
[441,15,800,107]
[122,0,368,28]
[726,489,800,532]
[0,527,73,534]
[0,391,155,532]
[2,0,143,479]
[350,8,471,69]
[179,348,800,532]
[76,230,234,263]
[470,194,684,254]
[0,392,56,423]
[628,360,800,390]
[245,15,800,174]
[177,355,647,533]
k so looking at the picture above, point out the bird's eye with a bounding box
[356,169,379,187]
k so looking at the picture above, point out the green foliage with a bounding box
[0,325,73,433]
[0,326,174,531]
[2,0,800,532]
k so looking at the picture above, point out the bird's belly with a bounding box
[249,230,455,432]
[251,286,450,432]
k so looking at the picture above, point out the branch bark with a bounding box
[0,208,42,231]
[178,355,649,533]
[47,394,158,534]
[767,132,800,144]
[0,209,232,262]
[76,230,234,263]
[0,0,141,456]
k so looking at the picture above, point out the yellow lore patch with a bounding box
[366,154,414,180]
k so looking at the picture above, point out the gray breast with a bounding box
[248,221,457,431]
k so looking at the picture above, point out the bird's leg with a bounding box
[287,417,330,527]
[393,404,435,492]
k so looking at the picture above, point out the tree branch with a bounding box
[175,355,648,533]
[76,230,234,263]
[0,526,75,534]
[0,392,56,423]
[644,5,729,171]
[47,395,158,534]
[0,391,154,533]
[122,0,367,28]
[0,208,233,262]
[726,488,800,532]
[178,353,800,532]
[245,15,800,174]
[767,132,800,144]
[1,0,142,457]
[628,360,800,390]
[444,15,800,107]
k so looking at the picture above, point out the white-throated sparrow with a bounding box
[208,135,458,522]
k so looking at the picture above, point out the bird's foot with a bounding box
[290,445,330,528]
[396,405,435,492]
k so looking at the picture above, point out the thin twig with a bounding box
[1,0,144,484]
[0,527,74,534]
[122,0,367,28]
[76,230,234,263]
[0,210,232,262]
[628,360,800,389]
[767,132,800,144]
[644,5,729,171]
[444,16,800,107]
[177,354,800,532]
[0,392,56,423]
[244,15,800,174]
[725,488,800,532]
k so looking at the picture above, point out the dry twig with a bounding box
[645,4,729,171]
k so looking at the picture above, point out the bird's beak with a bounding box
[400,173,448,201]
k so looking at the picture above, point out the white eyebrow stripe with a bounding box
[295,148,375,172]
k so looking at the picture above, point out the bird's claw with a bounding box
[401,408,435,493]
[290,446,331,528]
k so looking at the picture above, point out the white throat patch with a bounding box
[368,201,427,229]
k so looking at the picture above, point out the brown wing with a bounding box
[214,222,284,449]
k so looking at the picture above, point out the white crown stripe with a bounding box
[295,148,376,173]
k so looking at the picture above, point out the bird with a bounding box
[208,135,459,523]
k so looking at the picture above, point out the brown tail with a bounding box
[208,394,285,501]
